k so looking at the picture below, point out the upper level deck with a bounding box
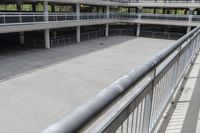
[0,13,199,34]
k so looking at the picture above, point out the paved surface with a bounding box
[166,53,200,133]
[0,36,174,133]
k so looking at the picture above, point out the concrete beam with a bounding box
[0,20,121,34]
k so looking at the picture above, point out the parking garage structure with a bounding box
[0,0,200,50]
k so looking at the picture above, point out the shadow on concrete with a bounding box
[0,36,136,80]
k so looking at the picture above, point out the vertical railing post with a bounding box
[3,13,6,24]
[143,67,156,133]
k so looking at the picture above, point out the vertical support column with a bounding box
[76,3,80,43]
[19,32,25,45]
[17,2,25,45]
[187,8,195,33]
[76,26,80,43]
[105,5,110,37]
[43,1,50,48]
[105,24,109,37]
[106,5,109,19]
[76,3,80,20]
[136,7,142,37]
[43,1,49,21]
[45,29,50,49]
[136,24,141,36]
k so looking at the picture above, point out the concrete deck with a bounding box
[0,36,174,133]
[166,53,200,133]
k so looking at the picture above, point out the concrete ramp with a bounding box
[0,36,174,133]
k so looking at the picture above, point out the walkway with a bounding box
[166,52,200,133]
[0,36,174,133]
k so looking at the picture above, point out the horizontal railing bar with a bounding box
[1,12,200,26]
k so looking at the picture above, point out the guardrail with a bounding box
[140,30,185,39]
[108,0,200,3]
[41,25,200,133]
[0,12,200,26]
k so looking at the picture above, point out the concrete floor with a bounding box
[0,36,174,133]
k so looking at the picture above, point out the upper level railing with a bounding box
[106,0,200,3]
[41,24,200,133]
[0,12,200,26]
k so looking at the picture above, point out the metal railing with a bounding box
[140,30,185,39]
[50,30,105,47]
[107,0,200,3]
[109,28,136,36]
[1,12,200,26]
[50,36,76,47]
[41,26,200,133]
[133,0,200,3]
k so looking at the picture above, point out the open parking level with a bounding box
[0,36,174,133]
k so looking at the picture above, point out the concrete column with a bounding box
[137,7,142,20]
[76,3,80,43]
[187,8,195,33]
[136,24,140,36]
[106,5,109,19]
[44,29,50,48]
[43,1,48,21]
[187,26,192,33]
[76,26,80,43]
[19,32,25,44]
[105,24,109,37]
[76,3,80,20]
[137,7,142,37]
[43,1,50,48]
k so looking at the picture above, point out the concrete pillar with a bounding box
[76,3,80,43]
[43,1,48,21]
[44,29,50,48]
[136,24,140,36]
[188,8,194,21]
[106,5,109,19]
[187,8,195,33]
[19,32,25,44]
[76,26,80,43]
[137,7,142,20]
[76,3,80,20]
[187,26,192,33]
[137,7,142,37]
[105,24,109,37]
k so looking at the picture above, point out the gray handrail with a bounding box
[41,26,200,133]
